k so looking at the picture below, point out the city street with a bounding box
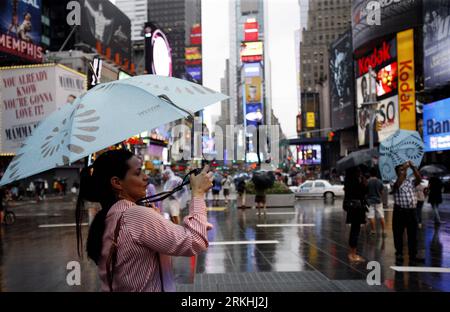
[1,192,449,292]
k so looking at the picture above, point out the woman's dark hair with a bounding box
[75,149,134,264]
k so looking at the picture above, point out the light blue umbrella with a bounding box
[0,75,228,186]
[378,130,424,182]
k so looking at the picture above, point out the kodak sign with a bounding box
[397,29,416,130]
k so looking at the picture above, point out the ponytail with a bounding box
[75,149,134,264]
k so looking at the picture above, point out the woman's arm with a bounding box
[124,166,213,256]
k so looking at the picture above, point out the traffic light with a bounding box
[327,131,335,142]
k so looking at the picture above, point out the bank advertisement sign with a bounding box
[423,98,450,152]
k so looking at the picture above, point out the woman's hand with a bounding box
[190,165,213,198]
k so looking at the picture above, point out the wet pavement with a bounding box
[0,193,449,292]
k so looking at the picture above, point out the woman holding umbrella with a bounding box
[75,149,213,292]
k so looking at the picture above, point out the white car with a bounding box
[291,180,344,199]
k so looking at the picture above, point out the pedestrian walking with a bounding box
[415,182,427,229]
[75,149,213,292]
[222,173,232,204]
[236,178,247,208]
[343,166,367,262]
[162,168,186,225]
[255,185,267,216]
[428,175,445,226]
[211,173,222,206]
[366,168,386,236]
[146,181,162,213]
[392,161,424,266]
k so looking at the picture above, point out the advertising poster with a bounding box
[240,41,263,63]
[245,103,263,128]
[329,30,355,130]
[423,98,450,152]
[185,67,202,83]
[356,73,377,146]
[397,29,416,130]
[80,0,131,65]
[0,65,86,153]
[376,62,398,97]
[245,76,262,104]
[297,145,321,165]
[423,0,450,89]
[352,0,420,51]
[376,95,399,142]
[0,0,43,62]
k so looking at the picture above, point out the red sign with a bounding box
[357,40,395,77]
[0,32,43,63]
[244,20,259,42]
[190,24,202,46]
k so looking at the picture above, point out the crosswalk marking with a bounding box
[210,240,279,246]
[256,223,316,228]
[39,223,88,228]
[390,266,450,273]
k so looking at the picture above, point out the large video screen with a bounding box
[376,62,398,97]
[423,97,450,152]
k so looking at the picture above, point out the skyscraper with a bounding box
[299,0,351,137]
[147,0,201,79]
[115,0,148,41]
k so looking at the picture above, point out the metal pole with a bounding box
[368,67,374,151]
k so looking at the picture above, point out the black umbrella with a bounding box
[419,164,448,177]
[252,171,275,190]
[336,148,378,172]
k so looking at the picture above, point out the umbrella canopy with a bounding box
[378,130,424,182]
[336,148,378,172]
[252,171,275,190]
[0,75,228,186]
[419,164,448,177]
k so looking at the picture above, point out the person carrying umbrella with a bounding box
[343,166,367,262]
[75,150,213,292]
[392,161,424,266]
[428,175,445,226]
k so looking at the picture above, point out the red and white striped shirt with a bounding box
[98,197,208,292]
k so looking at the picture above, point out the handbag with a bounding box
[343,199,362,212]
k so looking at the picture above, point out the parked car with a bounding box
[291,180,344,199]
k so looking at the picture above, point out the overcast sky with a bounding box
[110,0,301,138]
[202,0,300,138]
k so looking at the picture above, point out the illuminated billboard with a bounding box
[185,46,202,66]
[80,0,132,71]
[0,0,43,63]
[245,103,263,127]
[297,145,321,165]
[144,22,172,77]
[245,76,262,104]
[240,41,263,63]
[329,30,355,130]
[185,66,202,83]
[423,1,450,89]
[376,62,397,97]
[423,98,450,152]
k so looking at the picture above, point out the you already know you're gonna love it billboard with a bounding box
[0,0,43,63]
[0,64,86,154]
